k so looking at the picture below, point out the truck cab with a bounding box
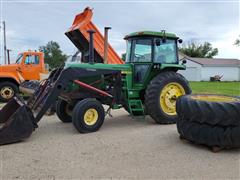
[0,51,47,102]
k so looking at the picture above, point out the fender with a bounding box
[0,72,21,84]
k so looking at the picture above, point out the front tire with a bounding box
[0,81,18,102]
[56,99,73,123]
[72,98,105,133]
[145,71,191,124]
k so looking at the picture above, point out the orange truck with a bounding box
[0,51,47,102]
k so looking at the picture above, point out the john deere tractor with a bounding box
[0,30,191,145]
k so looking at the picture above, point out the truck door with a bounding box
[21,54,41,80]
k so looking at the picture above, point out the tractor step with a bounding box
[128,99,145,116]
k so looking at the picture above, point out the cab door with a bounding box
[21,54,41,80]
[131,38,153,85]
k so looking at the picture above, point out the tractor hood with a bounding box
[65,63,131,72]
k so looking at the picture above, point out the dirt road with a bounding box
[0,109,239,179]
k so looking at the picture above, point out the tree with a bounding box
[179,41,218,58]
[234,36,240,46]
[39,41,67,70]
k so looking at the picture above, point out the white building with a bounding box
[178,55,240,81]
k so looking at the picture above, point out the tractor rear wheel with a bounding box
[72,98,105,133]
[0,81,18,102]
[56,99,73,123]
[145,71,191,124]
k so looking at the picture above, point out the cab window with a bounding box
[132,39,152,62]
[25,55,40,65]
[154,39,177,64]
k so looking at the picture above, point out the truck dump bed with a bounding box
[65,7,124,64]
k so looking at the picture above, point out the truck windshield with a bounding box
[15,54,23,64]
[154,39,177,64]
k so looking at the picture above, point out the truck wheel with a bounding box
[56,99,73,123]
[0,82,18,102]
[72,98,105,133]
[177,119,240,148]
[176,94,240,126]
[145,71,191,124]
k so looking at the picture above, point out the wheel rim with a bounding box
[0,86,14,100]
[160,82,185,115]
[191,95,239,102]
[83,108,98,125]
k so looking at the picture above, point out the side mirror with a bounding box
[155,39,161,46]
[178,39,183,43]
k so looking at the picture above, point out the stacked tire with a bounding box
[176,94,240,151]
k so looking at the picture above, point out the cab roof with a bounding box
[124,31,177,40]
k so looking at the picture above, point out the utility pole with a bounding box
[3,21,7,65]
[7,49,11,64]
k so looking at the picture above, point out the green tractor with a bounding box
[0,30,191,145]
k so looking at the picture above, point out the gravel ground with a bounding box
[0,108,240,179]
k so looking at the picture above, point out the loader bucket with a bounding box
[0,98,36,145]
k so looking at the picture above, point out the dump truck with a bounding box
[0,51,47,102]
[65,7,124,64]
[0,7,191,145]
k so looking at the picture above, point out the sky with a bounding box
[0,0,239,64]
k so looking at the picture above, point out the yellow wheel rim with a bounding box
[0,86,14,100]
[84,108,98,126]
[191,95,239,102]
[160,82,185,115]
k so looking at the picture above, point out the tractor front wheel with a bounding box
[56,99,73,123]
[145,71,191,124]
[72,98,105,133]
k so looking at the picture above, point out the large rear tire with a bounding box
[145,71,191,124]
[56,99,73,123]
[176,94,240,126]
[0,81,18,102]
[72,98,105,133]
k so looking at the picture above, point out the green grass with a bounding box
[190,82,240,96]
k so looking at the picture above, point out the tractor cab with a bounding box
[124,31,184,84]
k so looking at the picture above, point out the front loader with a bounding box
[0,10,191,145]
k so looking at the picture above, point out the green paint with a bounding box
[124,31,177,39]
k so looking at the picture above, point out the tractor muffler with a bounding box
[0,97,37,145]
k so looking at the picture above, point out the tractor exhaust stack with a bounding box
[104,27,111,64]
[87,30,95,64]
